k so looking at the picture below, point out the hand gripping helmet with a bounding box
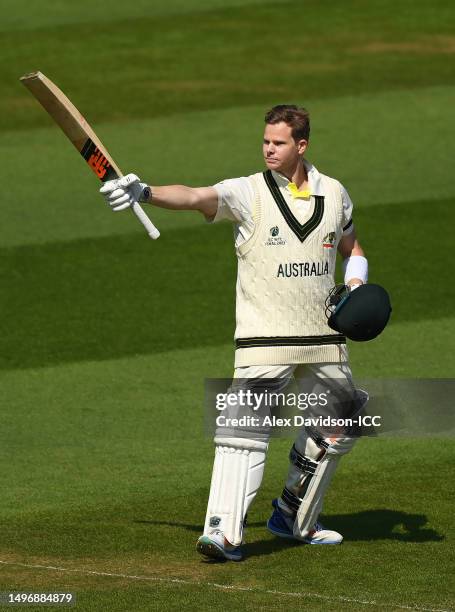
[325,283,392,341]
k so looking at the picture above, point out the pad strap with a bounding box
[308,430,330,450]
[289,444,319,475]
[281,487,302,516]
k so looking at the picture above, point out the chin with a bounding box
[266,160,280,170]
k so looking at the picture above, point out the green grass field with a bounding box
[1,0,454,610]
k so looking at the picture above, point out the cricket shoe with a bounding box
[267,498,343,545]
[196,531,243,561]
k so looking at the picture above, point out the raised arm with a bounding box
[100,174,219,220]
[146,185,218,219]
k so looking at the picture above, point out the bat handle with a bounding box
[131,201,160,240]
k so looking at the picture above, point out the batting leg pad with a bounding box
[203,437,268,547]
[293,452,340,538]
[279,429,356,539]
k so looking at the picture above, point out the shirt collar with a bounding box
[271,159,323,197]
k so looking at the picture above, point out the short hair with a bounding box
[264,104,310,141]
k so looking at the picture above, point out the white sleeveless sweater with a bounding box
[234,170,348,367]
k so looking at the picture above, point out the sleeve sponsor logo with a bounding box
[323,232,336,248]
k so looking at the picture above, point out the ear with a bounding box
[297,139,308,155]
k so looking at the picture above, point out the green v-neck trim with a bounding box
[263,170,324,243]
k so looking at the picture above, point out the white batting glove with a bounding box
[100,173,151,211]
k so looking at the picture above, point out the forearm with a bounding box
[100,174,218,219]
[343,250,367,288]
[337,231,367,287]
[144,185,199,211]
[345,243,365,285]
[143,184,218,218]
[349,243,364,257]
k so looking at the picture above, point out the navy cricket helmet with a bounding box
[325,283,392,342]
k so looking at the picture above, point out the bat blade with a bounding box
[20,71,159,239]
[20,71,121,183]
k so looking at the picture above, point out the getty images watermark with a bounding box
[204,378,455,439]
[214,387,380,430]
[205,378,374,439]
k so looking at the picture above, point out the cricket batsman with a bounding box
[100,105,377,561]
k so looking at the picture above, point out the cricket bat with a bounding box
[20,71,160,240]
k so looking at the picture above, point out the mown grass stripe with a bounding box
[3,85,454,249]
[1,193,453,371]
[0,0,287,33]
[3,0,455,132]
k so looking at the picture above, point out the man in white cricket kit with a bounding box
[100,105,368,561]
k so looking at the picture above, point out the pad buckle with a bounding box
[289,444,318,475]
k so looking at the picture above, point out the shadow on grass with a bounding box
[136,508,444,559]
[2,508,443,561]
[327,508,444,543]
[134,519,203,533]
[246,509,445,559]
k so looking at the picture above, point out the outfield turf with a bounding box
[1,0,455,610]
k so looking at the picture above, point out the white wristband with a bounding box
[343,255,368,284]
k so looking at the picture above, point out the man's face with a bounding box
[263,121,307,175]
